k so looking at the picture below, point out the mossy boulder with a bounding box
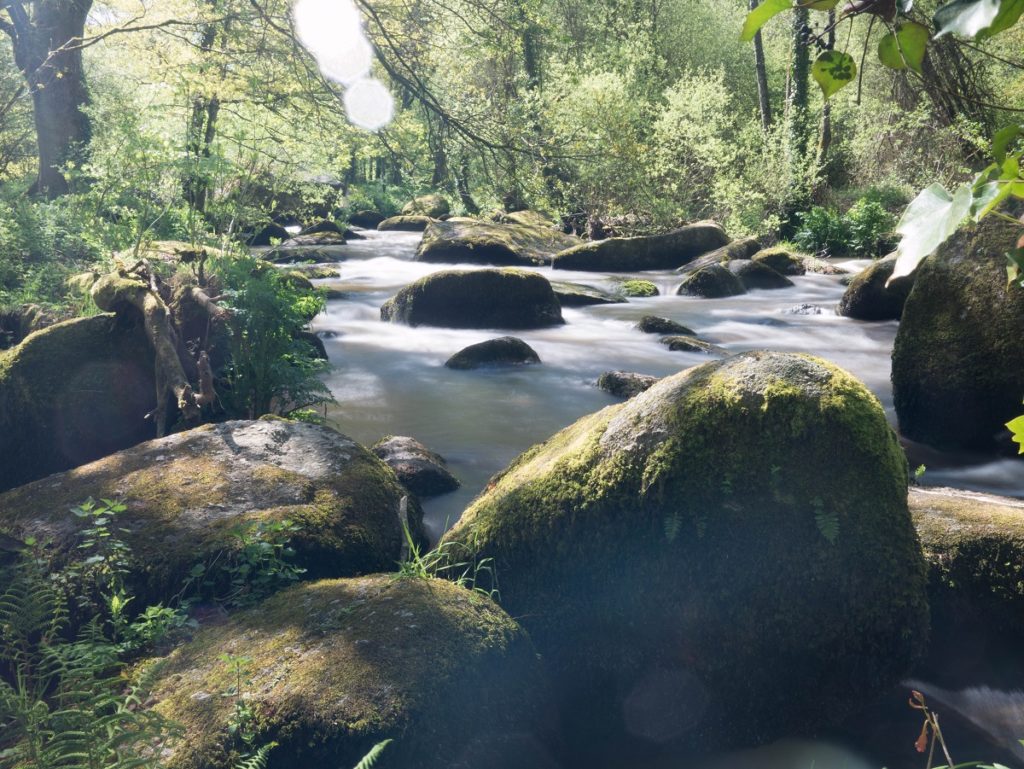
[348,210,386,229]
[0,314,157,492]
[616,279,659,297]
[416,219,580,266]
[658,335,727,355]
[281,232,346,247]
[891,217,1024,452]
[300,219,344,236]
[249,223,290,246]
[675,236,762,275]
[911,486,1024,638]
[378,215,433,232]
[287,264,341,280]
[402,193,451,218]
[497,209,559,228]
[150,576,554,769]
[549,281,625,307]
[371,436,460,497]
[380,269,564,329]
[750,247,807,276]
[676,263,745,298]
[597,370,658,399]
[445,336,541,370]
[636,316,694,335]
[838,254,914,321]
[727,260,794,291]
[0,420,422,607]
[551,222,729,272]
[442,351,928,762]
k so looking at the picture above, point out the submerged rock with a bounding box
[445,336,541,370]
[676,263,745,298]
[150,576,553,769]
[378,215,433,232]
[550,281,626,307]
[551,222,729,272]
[597,370,658,399]
[0,420,421,606]
[442,351,928,762]
[381,269,564,330]
[402,193,451,218]
[0,314,157,492]
[636,316,694,335]
[416,218,580,266]
[838,254,914,321]
[727,260,794,291]
[372,435,460,497]
[892,217,1024,452]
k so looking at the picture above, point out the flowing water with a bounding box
[293,228,1024,769]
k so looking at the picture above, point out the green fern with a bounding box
[812,498,840,544]
[663,511,681,543]
[232,742,278,769]
[352,739,393,769]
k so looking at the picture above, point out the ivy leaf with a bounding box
[889,182,973,283]
[812,50,857,99]
[741,0,793,41]
[992,124,1023,164]
[934,0,1002,37]
[1006,413,1024,454]
[878,21,930,73]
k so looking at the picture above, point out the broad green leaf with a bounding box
[889,182,973,283]
[805,0,840,9]
[878,22,930,73]
[811,51,857,99]
[933,0,1009,37]
[1006,413,1024,453]
[972,156,1021,218]
[741,0,793,41]
[977,0,1024,38]
[992,124,1023,163]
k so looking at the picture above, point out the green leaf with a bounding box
[878,21,930,73]
[741,0,793,41]
[812,50,857,99]
[890,182,973,282]
[993,124,1023,163]
[933,0,1020,37]
[1007,413,1024,454]
[977,0,1024,38]
[1007,247,1024,286]
[805,0,840,9]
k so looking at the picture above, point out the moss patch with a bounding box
[416,219,580,266]
[616,279,659,297]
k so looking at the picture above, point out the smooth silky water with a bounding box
[306,229,1024,769]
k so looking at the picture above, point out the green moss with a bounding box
[443,351,927,758]
[617,279,659,297]
[417,219,580,266]
[150,576,546,769]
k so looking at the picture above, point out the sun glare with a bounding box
[293,0,393,130]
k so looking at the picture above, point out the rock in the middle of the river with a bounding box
[442,350,929,764]
[380,268,564,329]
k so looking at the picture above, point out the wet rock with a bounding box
[838,254,914,321]
[297,330,328,360]
[659,335,727,355]
[402,193,451,218]
[551,222,730,272]
[441,351,928,762]
[381,269,564,330]
[636,316,694,335]
[616,279,659,297]
[287,264,341,280]
[300,219,344,236]
[445,336,541,370]
[550,281,626,307]
[249,223,290,246]
[784,303,825,316]
[378,215,434,232]
[416,218,581,266]
[348,209,386,228]
[597,371,658,399]
[150,576,552,769]
[371,435,461,497]
[892,217,1024,452]
[727,260,794,291]
[280,231,346,247]
[750,247,807,276]
[676,263,745,298]
[675,236,762,275]
[0,420,422,605]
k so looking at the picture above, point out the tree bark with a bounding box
[750,0,772,130]
[3,1,93,197]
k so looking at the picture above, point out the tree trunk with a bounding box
[4,1,94,198]
[750,0,772,130]
[817,10,836,169]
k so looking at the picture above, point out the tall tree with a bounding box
[749,0,772,130]
[0,0,93,197]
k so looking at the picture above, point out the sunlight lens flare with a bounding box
[343,77,395,131]
[293,0,362,58]
[316,36,373,85]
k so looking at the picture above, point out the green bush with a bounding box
[793,197,897,257]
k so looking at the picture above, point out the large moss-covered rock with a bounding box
[416,219,580,266]
[891,217,1024,452]
[0,314,157,492]
[348,210,386,228]
[551,222,729,272]
[676,263,745,298]
[378,215,433,232]
[151,576,554,769]
[497,209,559,228]
[911,486,1024,638]
[675,237,762,275]
[442,351,928,762]
[0,420,421,606]
[616,279,659,297]
[380,269,564,329]
[750,247,807,276]
[727,260,794,291]
[838,254,914,320]
[549,281,625,307]
[402,193,451,218]
[445,336,541,369]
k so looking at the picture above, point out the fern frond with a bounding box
[232,742,277,769]
[352,738,393,769]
